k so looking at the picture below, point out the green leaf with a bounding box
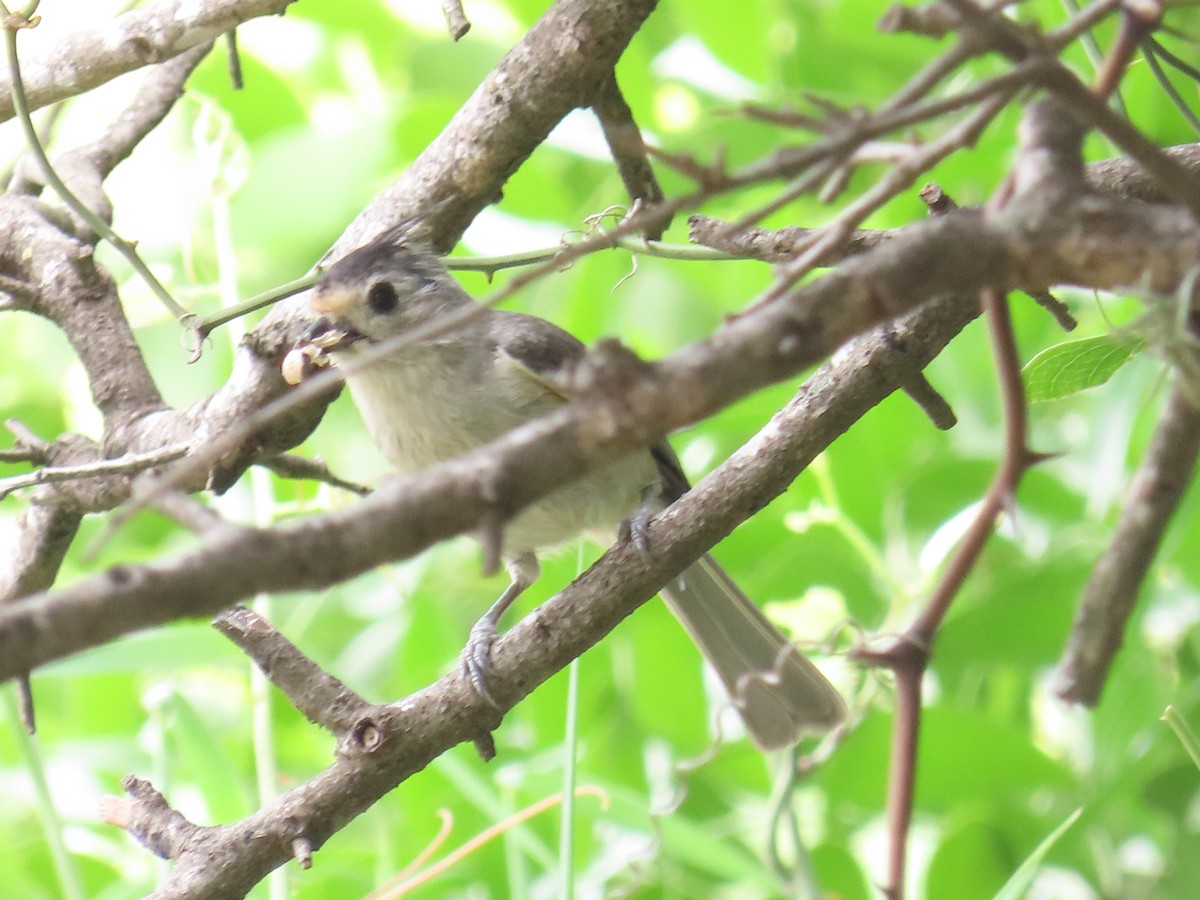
[992,808,1083,900]
[1162,705,1200,771]
[1023,335,1144,402]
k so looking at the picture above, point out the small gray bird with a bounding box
[291,231,846,749]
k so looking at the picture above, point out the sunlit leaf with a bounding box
[1023,334,1144,402]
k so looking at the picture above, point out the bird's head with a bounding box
[282,234,466,384]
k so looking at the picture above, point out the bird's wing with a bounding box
[649,441,692,503]
[493,310,691,500]
[489,310,588,404]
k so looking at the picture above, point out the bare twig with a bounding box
[856,283,1038,899]
[440,0,471,40]
[1045,0,1124,47]
[1027,289,1077,330]
[2,417,50,464]
[255,454,371,496]
[1141,39,1200,138]
[593,71,666,239]
[878,1,962,38]
[0,270,35,304]
[100,777,201,860]
[0,444,188,501]
[224,29,243,89]
[1056,380,1200,705]
[728,57,1043,191]
[0,500,81,733]
[688,214,893,264]
[147,489,231,534]
[942,0,1200,216]
[213,606,374,732]
[759,88,1016,306]
[855,94,1091,899]
[1090,0,1160,100]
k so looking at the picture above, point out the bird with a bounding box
[287,228,846,749]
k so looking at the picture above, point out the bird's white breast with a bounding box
[340,344,658,556]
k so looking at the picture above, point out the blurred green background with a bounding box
[2,0,1200,897]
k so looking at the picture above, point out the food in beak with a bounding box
[282,318,354,385]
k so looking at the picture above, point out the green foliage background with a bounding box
[2,0,1200,897]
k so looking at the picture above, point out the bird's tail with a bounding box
[659,554,846,750]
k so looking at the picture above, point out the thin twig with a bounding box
[224,29,243,89]
[147,489,231,534]
[687,214,893,264]
[759,88,1015,307]
[593,71,667,239]
[255,454,371,496]
[194,235,741,336]
[943,0,1200,216]
[0,5,199,352]
[0,444,189,500]
[1090,0,1159,100]
[213,606,373,732]
[857,91,1095,898]
[1058,0,1129,119]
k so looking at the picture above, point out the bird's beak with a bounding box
[281,313,363,385]
[299,316,357,349]
[310,284,358,319]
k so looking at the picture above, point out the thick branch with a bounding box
[0,202,164,427]
[1086,143,1200,203]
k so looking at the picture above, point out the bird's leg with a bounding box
[462,552,540,707]
[618,486,660,555]
[619,490,697,594]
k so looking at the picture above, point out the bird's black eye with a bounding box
[367,280,399,314]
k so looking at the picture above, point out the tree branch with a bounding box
[6,175,1200,678]
[1055,379,1200,705]
[94,287,982,900]
[0,0,295,122]
[593,71,666,239]
[322,0,661,259]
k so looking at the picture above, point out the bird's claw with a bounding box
[461,619,503,709]
[619,509,654,556]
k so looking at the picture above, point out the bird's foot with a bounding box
[461,618,503,709]
[619,507,654,556]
